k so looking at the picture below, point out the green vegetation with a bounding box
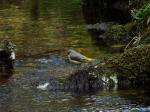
[108,45,150,77]
[131,4,150,20]
[102,0,150,47]
[107,45,150,87]
[99,0,150,87]
[101,22,138,47]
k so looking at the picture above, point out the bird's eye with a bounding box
[68,50,71,54]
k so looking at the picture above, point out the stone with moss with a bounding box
[99,22,137,46]
[107,45,150,88]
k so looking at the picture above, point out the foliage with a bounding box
[129,0,149,9]
[101,22,138,46]
[131,3,150,20]
[110,22,136,36]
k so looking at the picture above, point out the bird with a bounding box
[68,49,94,64]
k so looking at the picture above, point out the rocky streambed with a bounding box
[0,54,150,112]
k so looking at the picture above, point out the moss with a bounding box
[110,44,126,53]
[102,22,138,46]
[108,45,150,82]
[109,22,137,36]
[102,0,150,46]
[109,25,127,37]
[103,18,150,47]
[106,45,150,88]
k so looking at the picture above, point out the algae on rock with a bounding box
[107,45,150,88]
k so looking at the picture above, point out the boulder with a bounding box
[63,61,117,93]
[0,40,15,72]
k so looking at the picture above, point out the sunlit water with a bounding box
[0,0,109,58]
[0,0,150,112]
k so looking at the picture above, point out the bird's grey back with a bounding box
[68,50,86,61]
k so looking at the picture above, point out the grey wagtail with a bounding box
[68,49,94,64]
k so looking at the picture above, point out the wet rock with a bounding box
[36,60,118,93]
[64,70,103,92]
[0,40,15,72]
[63,61,117,93]
[87,22,115,33]
[0,50,14,70]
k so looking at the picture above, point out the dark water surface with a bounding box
[0,0,150,112]
[0,56,150,112]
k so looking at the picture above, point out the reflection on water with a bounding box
[0,0,109,58]
[0,71,13,84]
[0,0,150,112]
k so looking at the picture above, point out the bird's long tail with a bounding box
[84,57,95,61]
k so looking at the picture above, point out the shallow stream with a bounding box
[0,0,150,112]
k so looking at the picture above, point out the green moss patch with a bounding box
[107,45,150,87]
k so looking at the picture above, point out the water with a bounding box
[0,0,150,112]
[0,56,150,112]
[0,0,109,58]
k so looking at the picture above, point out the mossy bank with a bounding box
[80,0,150,89]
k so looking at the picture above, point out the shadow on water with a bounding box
[82,0,131,47]
[0,71,13,84]
[30,0,40,21]
[82,0,131,24]
[0,0,22,8]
